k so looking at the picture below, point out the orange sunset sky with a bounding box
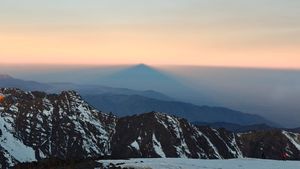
[1,0,300,68]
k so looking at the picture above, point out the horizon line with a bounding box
[1,62,300,71]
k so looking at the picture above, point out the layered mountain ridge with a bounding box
[0,88,299,168]
[0,74,277,126]
[84,94,275,126]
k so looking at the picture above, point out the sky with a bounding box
[1,0,300,68]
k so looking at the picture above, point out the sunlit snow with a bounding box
[100,158,300,169]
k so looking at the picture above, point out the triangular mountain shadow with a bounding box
[98,64,181,89]
[95,64,215,105]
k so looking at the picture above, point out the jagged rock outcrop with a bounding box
[0,88,116,168]
[111,112,242,159]
[238,130,300,160]
[0,88,299,168]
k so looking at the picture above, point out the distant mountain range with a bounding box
[0,72,277,126]
[1,88,300,168]
[0,74,53,91]
[84,94,276,126]
[0,74,172,101]
[193,122,300,134]
[193,122,275,133]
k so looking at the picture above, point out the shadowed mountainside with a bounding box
[83,94,277,126]
[0,74,276,126]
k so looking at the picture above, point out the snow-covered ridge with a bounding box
[152,133,166,158]
[0,88,117,168]
[155,112,191,158]
[0,117,36,166]
[111,112,244,159]
[0,88,300,168]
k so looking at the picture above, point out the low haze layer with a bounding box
[0,64,299,127]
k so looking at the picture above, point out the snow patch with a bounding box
[130,140,140,151]
[212,129,243,158]
[152,133,166,158]
[231,134,243,158]
[196,129,222,159]
[0,117,36,163]
[155,113,191,157]
[282,131,300,150]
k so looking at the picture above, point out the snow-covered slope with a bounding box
[0,117,36,163]
[0,88,300,168]
[283,131,300,151]
[100,158,300,169]
[111,112,300,160]
[111,112,243,159]
[0,88,117,168]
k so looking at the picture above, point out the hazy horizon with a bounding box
[1,64,300,127]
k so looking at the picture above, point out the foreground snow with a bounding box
[99,158,300,169]
[0,114,36,164]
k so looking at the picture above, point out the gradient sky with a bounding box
[1,0,300,68]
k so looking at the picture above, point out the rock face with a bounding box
[0,88,116,168]
[238,130,300,160]
[111,112,242,159]
[0,88,299,168]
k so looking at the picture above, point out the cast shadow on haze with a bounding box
[0,64,299,127]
